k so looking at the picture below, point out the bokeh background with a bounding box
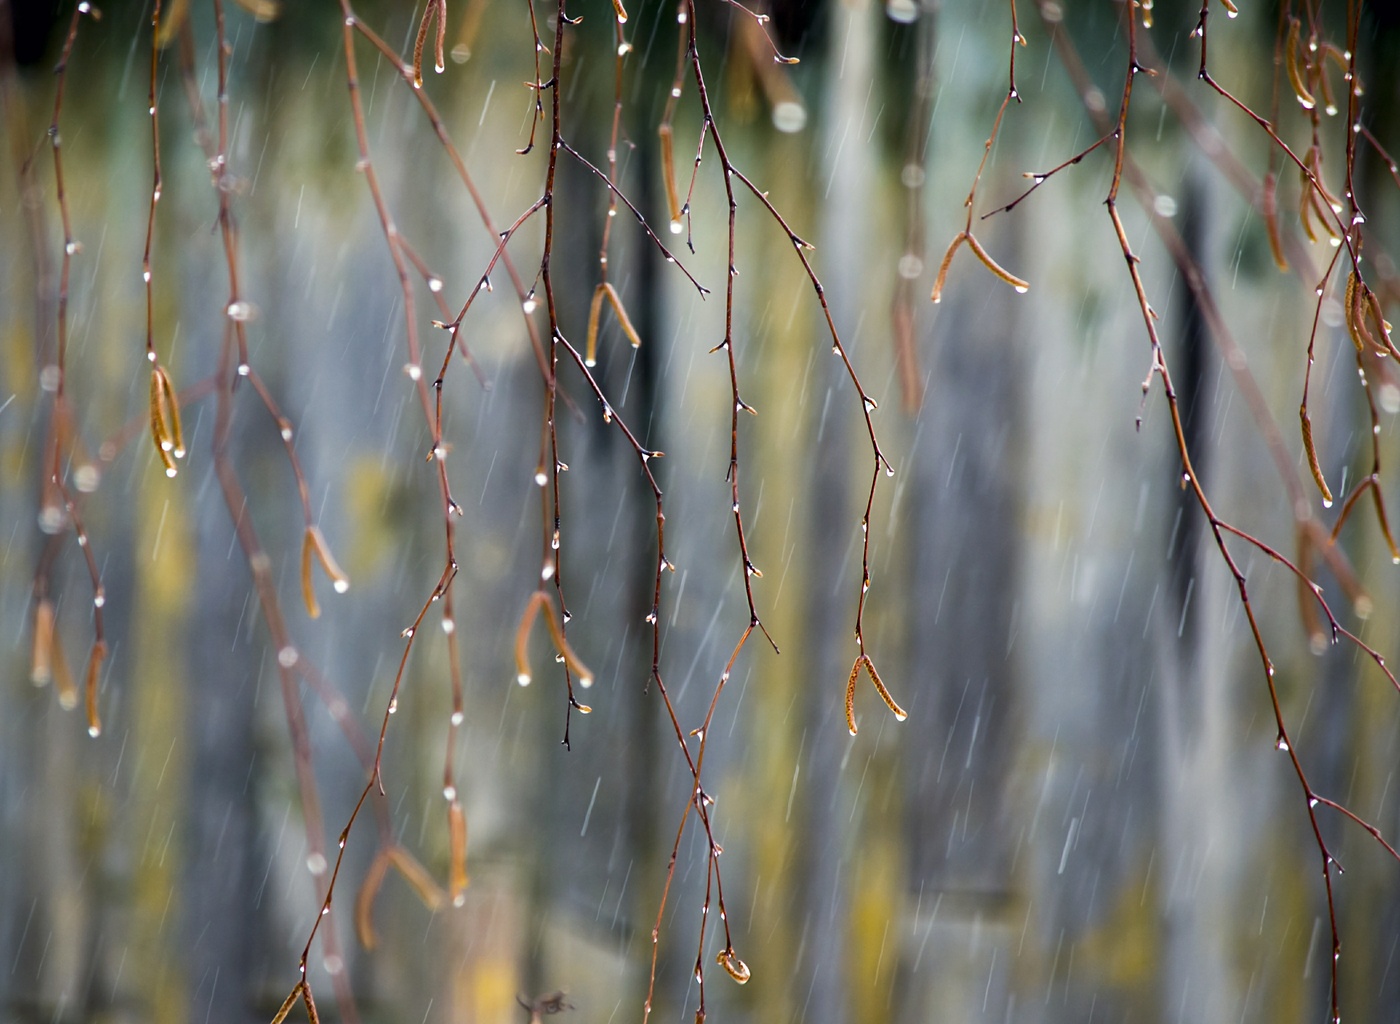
[4,1,1400,1022]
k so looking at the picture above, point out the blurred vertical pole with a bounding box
[1154,157,1237,1024]
[790,2,874,1021]
[892,6,1025,1020]
[625,124,666,1015]
[1341,16,1400,1017]
[181,312,263,1023]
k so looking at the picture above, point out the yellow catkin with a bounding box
[1264,172,1288,272]
[310,525,349,593]
[301,529,321,620]
[585,284,607,367]
[602,282,642,348]
[1300,405,1333,507]
[930,232,967,304]
[52,635,78,710]
[155,0,189,46]
[658,124,683,224]
[1286,19,1316,110]
[389,845,447,910]
[231,0,279,21]
[514,591,545,686]
[965,232,1029,294]
[1298,171,1318,244]
[149,368,177,476]
[31,599,54,685]
[301,982,322,1024]
[269,983,304,1024]
[717,949,751,984]
[1365,289,1398,359]
[845,657,863,736]
[85,641,106,737]
[448,800,469,904]
[157,367,185,458]
[1343,273,1360,349]
[1372,483,1400,565]
[355,849,391,949]
[862,656,908,722]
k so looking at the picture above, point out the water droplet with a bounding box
[402,626,416,638]
[1276,736,1290,752]
[307,852,328,875]
[65,240,82,256]
[885,0,918,22]
[535,470,548,487]
[405,363,423,381]
[444,785,457,801]
[428,277,443,293]
[87,725,101,738]
[523,296,538,314]
[541,562,555,581]
[517,672,532,686]
[1014,284,1029,295]
[278,647,298,667]
[226,300,254,321]
[451,710,464,726]
[333,579,350,594]
[772,101,806,134]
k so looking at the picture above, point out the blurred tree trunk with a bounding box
[892,227,1026,1020]
[789,3,879,1021]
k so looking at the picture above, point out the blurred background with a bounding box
[4,1,1400,1022]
